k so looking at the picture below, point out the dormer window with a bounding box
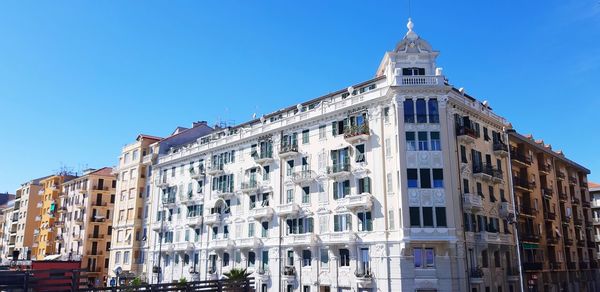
[402,67,425,76]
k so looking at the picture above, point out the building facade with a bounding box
[33,174,76,260]
[55,167,116,286]
[108,134,161,283]
[10,177,45,260]
[140,19,523,292]
[0,201,15,263]
[508,131,596,292]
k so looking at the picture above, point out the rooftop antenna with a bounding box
[408,0,412,19]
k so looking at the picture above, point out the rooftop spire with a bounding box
[405,18,418,40]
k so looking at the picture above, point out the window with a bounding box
[223,253,229,266]
[248,222,255,237]
[406,132,417,151]
[407,169,418,188]
[262,250,269,269]
[287,250,294,266]
[418,132,429,150]
[355,144,365,162]
[430,132,441,150]
[333,180,350,199]
[302,250,311,266]
[320,248,329,266]
[286,189,294,203]
[402,67,425,75]
[302,129,310,144]
[436,207,447,227]
[302,186,310,204]
[460,145,467,163]
[483,127,490,141]
[286,160,294,176]
[404,99,415,123]
[334,214,352,232]
[428,99,439,123]
[423,207,434,227]
[261,222,268,238]
[248,251,256,267]
[414,248,435,268]
[319,125,326,139]
[339,249,350,266]
[358,211,373,231]
[420,169,431,188]
[410,207,421,227]
[383,107,390,123]
[358,177,371,194]
[432,169,444,188]
[115,251,121,264]
[263,166,270,181]
[416,99,427,123]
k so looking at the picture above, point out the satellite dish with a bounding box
[459,88,465,94]
[347,86,354,94]
[482,100,489,107]
[296,104,302,111]
[260,116,266,123]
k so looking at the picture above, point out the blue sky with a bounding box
[0,1,599,192]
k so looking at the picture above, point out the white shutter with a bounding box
[319,215,329,233]
[318,151,325,171]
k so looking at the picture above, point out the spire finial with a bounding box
[407,18,414,32]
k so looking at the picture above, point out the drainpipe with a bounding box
[278,131,284,292]
[504,130,525,292]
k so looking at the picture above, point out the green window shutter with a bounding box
[334,216,340,232]
[366,212,373,231]
[333,182,339,199]
[343,180,350,197]
[346,214,352,230]
[332,121,338,136]
[307,217,314,233]
[365,177,371,193]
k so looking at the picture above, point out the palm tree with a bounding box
[223,267,251,280]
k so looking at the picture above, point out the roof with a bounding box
[136,134,162,142]
[588,182,600,191]
[508,130,590,173]
[88,167,114,177]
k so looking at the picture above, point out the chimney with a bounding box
[192,121,207,128]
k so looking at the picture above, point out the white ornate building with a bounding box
[143,19,521,292]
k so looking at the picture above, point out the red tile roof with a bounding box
[588,182,600,189]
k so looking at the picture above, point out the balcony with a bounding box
[546,234,559,245]
[89,234,105,240]
[285,233,318,247]
[237,237,263,249]
[493,142,509,157]
[57,206,67,213]
[558,190,568,201]
[189,167,206,180]
[593,218,600,225]
[321,232,356,245]
[207,164,224,176]
[282,266,296,283]
[563,237,574,246]
[162,196,177,208]
[174,242,195,252]
[569,177,577,185]
[549,261,562,270]
[292,170,317,184]
[252,149,274,165]
[456,125,477,144]
[510,151,533,166]
[204,213,221,226]
[538,163,552,174]
[556,171,566,180]
[343,124,370,143]
[185,216,203,227]
[54,220,64,228]
[336,193,374,211]
[579,262,589,270]
[73,201,84,209]
[541,187,554,199]
[470,268,484,284]
[249,206,274,220]
[518,205,538,217]
[571,196,580,205]
[277,202,300,217]
[74,217,84,225]
[33,229,39,235]
[544,211,557,221]
[521,232,540,242]
[327,163,352,180]
[239,180,260,193]
[513,177,535,192]
[181,193,203,205]
[523,262,543,271]
[582,201,591,208]
[208,238,234,250]
[214,189,235,199]
[573,217,583,226]
[151,221,170,231]
[278,144,299,159]
[463,193,483,213]
[507,268,520,282]
[355,270,374,288]
[567,262,577,270]
[142,153,157,165]
[499,202,514,219]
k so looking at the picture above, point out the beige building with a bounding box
[10,177,46,260]
[56,167,116,286]
[108,134,161,282]
[508,131,596,292]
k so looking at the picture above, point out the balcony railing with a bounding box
[292,170,317,184]
[493,142,508,157]
[396,75,444,86]
[556,171,566,180]
[239,180,260,193]
[252,149,274,164]
[518,204,538,217]
[279,144,299,158]
[473,164,503,182]
[510,151,533,166]
[343,124,370,143]
[538,163,552,173]
[523,262,543,271]
[513,177,535,191]
[327,162,351,178]
[521,231,540,242]
[456,125,477,144]
[463,193,483,213]
[558,190,568,201]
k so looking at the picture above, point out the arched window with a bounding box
[416,99,427,123]
[403,99,415,123]
[428,99,439,123]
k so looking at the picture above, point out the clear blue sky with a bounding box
[1,1,599,192]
